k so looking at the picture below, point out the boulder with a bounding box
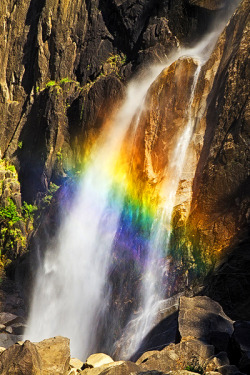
[0,324,5,332]
[0,336,70,374]
[80,361,142,375]
[232,321,250,374]
[84,353,114,368]
[34,336,70,375]
[178,296,234,351]
[205,352,230,372]
[0,332,22,349]
[10,322,26,335]
[217,364,245,375]
[98,361,143,375]
[0,312,23,326]
[138,339,214,373]
[70,357,84,370]
[0,340,42,375]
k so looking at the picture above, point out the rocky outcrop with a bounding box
[0,296,248,374]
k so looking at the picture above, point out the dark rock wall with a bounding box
[0,0,224,201]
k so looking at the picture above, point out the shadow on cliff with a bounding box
[200,237,250,322]
[22,0,46,95]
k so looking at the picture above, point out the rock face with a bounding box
[162,0,250,293]
[0,0,225,201]
[186,0,250,257]
[133,57,199,183]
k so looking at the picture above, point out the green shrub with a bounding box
[46,80,57,88]
[0,199,37,263]
[60,77,72,85]
[21,201,37,221]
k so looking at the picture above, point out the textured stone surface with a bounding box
[84,353,114,368]
[34,336,70,375]
[203,239,250,321]
[188,0,226,10]
[178,296,234,351]
[80,360,142,375]
[0,0,222,201]
[138,339,214,373]
[0,340,42,375]
[133,57,199,184]
[187,0,250,256]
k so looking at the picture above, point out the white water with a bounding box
[24,64,168,359]
[25,1,240,360]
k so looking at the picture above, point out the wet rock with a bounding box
[178,296,234,351]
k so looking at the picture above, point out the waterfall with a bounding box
[25,1,239,361]
[117,62,201,359]
[24,64,167,359]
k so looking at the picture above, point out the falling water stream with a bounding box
[25,2,239,360]
[24,64,168,358]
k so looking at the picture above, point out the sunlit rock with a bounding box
[0,340,42,375]
[186,0,250,257]
[34,336,70,375]
[84,353,114,368]
[70,357,84,370]
[80,360,141,375]
[138,339,214,373]
[133,57,199,184]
